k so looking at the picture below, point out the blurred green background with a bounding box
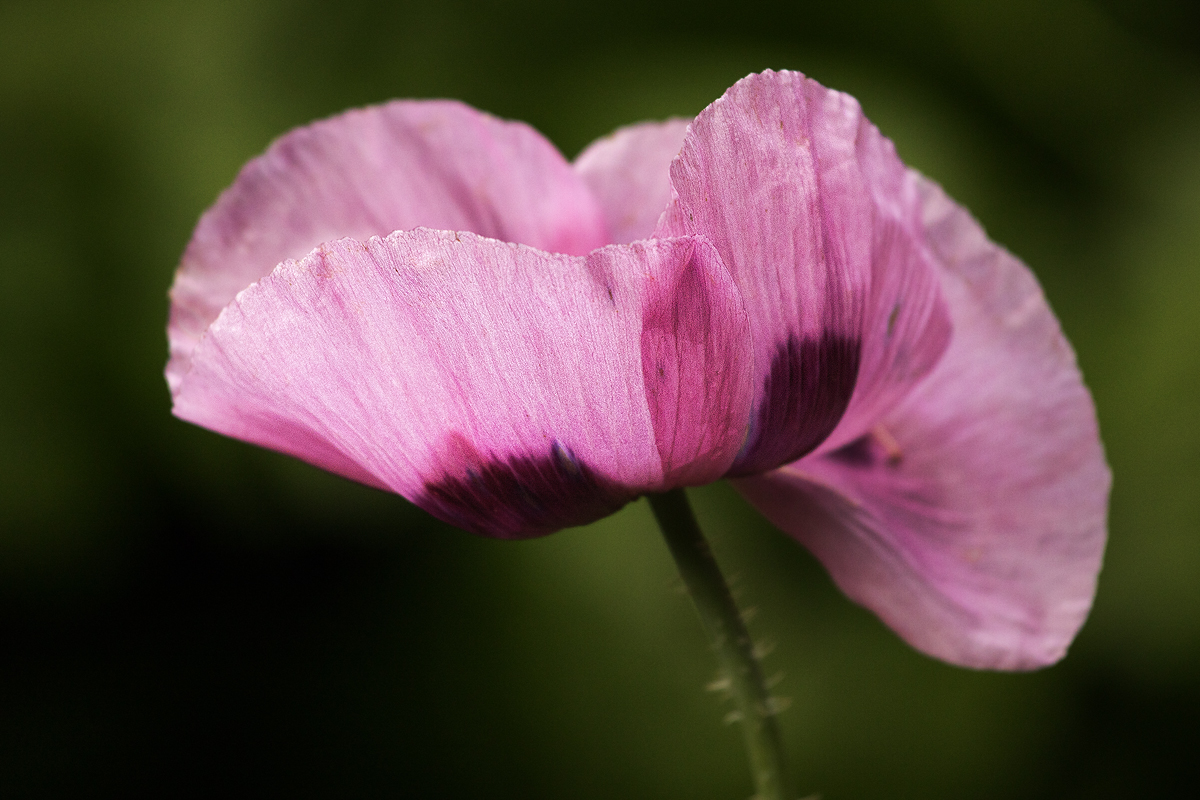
[1,0,1197,797]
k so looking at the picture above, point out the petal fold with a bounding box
[574,119,691,244]
[735,177,1109,670]
[657,70,950,474]
[168,100,608,392]
[173,229,750,538]
[635,237,754,487]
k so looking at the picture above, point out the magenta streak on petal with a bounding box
[419,436,632,539]
[636,236,754,487]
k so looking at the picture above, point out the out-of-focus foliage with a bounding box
[1,0,1196,797]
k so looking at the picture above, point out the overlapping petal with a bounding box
[735,177,1110,669]
[657,71,951,475]
[574,119,691,244]
[173,229,752,538]
[167,100,608,392]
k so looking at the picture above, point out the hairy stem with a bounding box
[648,488,792,800]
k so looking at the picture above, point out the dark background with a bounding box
[2,0,1198,797]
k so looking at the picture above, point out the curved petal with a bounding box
[574,119,691,244]
[167,100,609,393]
[735,176,1109,670]
[173,229,750,538]
[637,236,754,487]
[656,70,950,475]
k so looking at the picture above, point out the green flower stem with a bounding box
[648,488,793,800]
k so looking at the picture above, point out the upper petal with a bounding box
[167,100,609,393]
[735,176,1110,670]
[173,229,750,538]
[656,70,950,475]
[574,119,691,244]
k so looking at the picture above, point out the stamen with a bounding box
[872,424,904,465]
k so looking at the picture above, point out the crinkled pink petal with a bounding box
[574,119,691,244]
[734,176,1110,670]
[173,229,751,538]
[167,100,609,393]
[657,70,950,475]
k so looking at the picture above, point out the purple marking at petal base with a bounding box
[728,332,861,476]
[419,439,632,539]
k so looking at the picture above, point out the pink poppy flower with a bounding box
[167,70,1109,671]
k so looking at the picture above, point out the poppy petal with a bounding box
[574,119,691,244]
[734,177,1109,670]
[657,70,949,474]
[173,229,749,538]
[167,100,608,393]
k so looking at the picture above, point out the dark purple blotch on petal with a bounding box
[419,440,633,539]
[728,333,862,477]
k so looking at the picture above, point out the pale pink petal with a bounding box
[735,176,1109,670]
[574,119,691,244]
[167,100,608,393]
[173,229,750,538]
[656,70,950,475]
